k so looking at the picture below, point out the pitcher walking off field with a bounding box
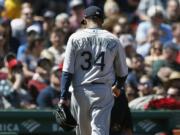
[58,6,128,135]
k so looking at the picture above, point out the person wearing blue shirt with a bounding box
[37,66,61,108]
[17,28,42,60]
[136,5,173,46]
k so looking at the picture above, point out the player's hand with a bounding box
[112,85,121,97]
[58,99,70,107]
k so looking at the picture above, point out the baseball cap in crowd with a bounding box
[69,0,83,9]
[26,24,41,34]
[119,34,135,48]
[147,5,165,18]
[169,71,180,81]
[44,10,55,19]
[40,49,54,63]
[81,6,104,24]
[7,59,22,69]
[55,13,69,22]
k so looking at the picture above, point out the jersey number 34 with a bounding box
[81,51,105,71]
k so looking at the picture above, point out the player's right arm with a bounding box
[59,35,76,105]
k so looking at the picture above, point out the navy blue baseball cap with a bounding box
[81,6,104,24]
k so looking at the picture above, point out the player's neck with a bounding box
[86,22,102,29]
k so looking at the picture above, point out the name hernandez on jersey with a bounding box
[73,36,116,52]
[63,29,128,88]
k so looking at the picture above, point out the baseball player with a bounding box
[59,6,128,135]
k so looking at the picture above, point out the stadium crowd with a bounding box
[0,0,179,110]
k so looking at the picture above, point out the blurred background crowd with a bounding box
[0,0,179,110]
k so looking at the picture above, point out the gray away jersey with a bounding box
[63,28,128,87]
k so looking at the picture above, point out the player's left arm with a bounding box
[112,76,127,97]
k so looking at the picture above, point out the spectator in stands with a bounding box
[110,15,131,37]
[125,84,138,102]
[28,58,52,104]
[119,34,136,69]
[103,15,119,33]
[1,19,20,54]
[112,23,123,38]
[46,28,66,65]
[11,3,34,44]
[3,53,34,108]
[104,0,120,18]
[172,22,180,64]
[152,42,180,85]
[17,24,41,60]
[0,53,12,110]
[19,33,44,78]
[167,87,180,100]
[40,49,55,65]
[42,10,55,48]
[55,13,70,33]
[21,2,32,9]
[166,0,180,24]
[69,0,84,32]
[37,65,62,108]
[103,14,130,34]
[137,0,166,21]
[43,10,55,31]
[136,5,173,45]
[4,53,23,90]
[115,0,140,34]
[129,75,163,110]
[118,15,132,34]
[55,13,71,43]
[165,70,180,90]
[172,22,180,47]
[136,27,160,57]
[126,54,146,91]
[145,41,163,67]
[137,75,153,97]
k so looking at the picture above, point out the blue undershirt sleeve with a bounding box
[60,71,73,100]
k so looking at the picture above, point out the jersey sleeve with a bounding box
[114,40,128,77]
[63,35,76,74]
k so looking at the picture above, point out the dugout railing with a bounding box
[0,109,179,135]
